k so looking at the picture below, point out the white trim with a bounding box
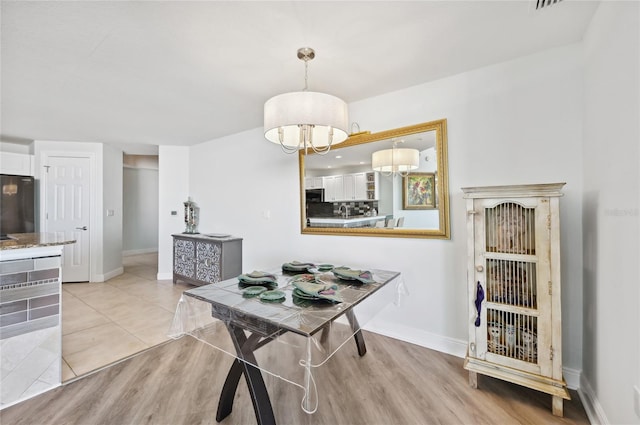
[94,267,124,283]
[123,248,158,256]
[157,272,173,281]
[563,367,581,391]
[579,375,608,424]
[364,320,467,358]
[366,320,582,390]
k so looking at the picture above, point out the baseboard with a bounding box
[364,319,467,358]
[579,375,609,424]
[122,248,158,256]
[563,367,581,391]
[93,267,124,282]
[157,272,173,281]
[365,320,582,391]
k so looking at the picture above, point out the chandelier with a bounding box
[264,47,349,155]
[371,140,419,177]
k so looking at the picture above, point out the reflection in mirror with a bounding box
[299,119,450,239]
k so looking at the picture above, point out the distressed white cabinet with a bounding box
[462,183,569,417]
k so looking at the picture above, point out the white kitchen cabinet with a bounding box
[462,183,569,417]
[343,174,355,200]
[304,177,323,189]
[354,172,367,200]
[0,152,34,176]
[343,173,367,200]
[323,175,344,202]
[324,173,368,201]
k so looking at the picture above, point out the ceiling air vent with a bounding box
[534,0,563,10]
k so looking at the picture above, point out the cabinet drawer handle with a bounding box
[476,265,484,272]
[204,258,212,267]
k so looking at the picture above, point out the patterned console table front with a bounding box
[172,234,242,286]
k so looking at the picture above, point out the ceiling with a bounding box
[305,129,435,171]
[0,1,599,154]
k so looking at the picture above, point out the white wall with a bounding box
[102,144,123,278]
[179,44,585,378]
[123,167,159,254]
[582,2,640,424]
[157,146,190,279]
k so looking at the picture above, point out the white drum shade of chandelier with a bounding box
[371,147,419,175]
[264,47,349,154]
[264,91,349,150]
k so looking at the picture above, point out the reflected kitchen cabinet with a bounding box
[323,175,344,202]
[343,173,367,201]
[304,177,323,189]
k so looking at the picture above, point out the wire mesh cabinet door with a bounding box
[462,183,569,417]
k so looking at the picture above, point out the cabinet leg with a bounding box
[552,396,564,417]
[469,371,478,389]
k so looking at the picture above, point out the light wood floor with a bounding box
[1,329,590,425]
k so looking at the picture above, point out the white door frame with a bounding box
[39,150,98,282]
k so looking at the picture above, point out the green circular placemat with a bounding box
[243,286,268,297]
[259,290,286,302]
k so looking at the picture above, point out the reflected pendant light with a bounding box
[264,47,349,155]
[371,140,419,177]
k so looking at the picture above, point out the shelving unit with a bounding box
[462,183,569,417]
[365,172,378,200]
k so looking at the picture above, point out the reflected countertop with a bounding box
[0,233,76,251]
[308,215,385,224]
[307,215,385,228]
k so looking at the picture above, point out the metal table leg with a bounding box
[216,324,276,425]
[346,309,367,356]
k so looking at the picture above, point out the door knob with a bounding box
[75,226,88,231]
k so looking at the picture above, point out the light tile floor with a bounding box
[61,253,190,381]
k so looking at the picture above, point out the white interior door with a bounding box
[45,156,91,282]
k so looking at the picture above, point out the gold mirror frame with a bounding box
[299,118,450,239]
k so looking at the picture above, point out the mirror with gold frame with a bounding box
[299,118,450,239]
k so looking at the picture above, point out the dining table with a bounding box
[169,263,403,425]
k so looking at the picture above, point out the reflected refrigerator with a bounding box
[0,174,35,238]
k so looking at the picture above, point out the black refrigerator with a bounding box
[0,174,35,239]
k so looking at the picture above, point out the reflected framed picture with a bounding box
[403,172,436,209]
